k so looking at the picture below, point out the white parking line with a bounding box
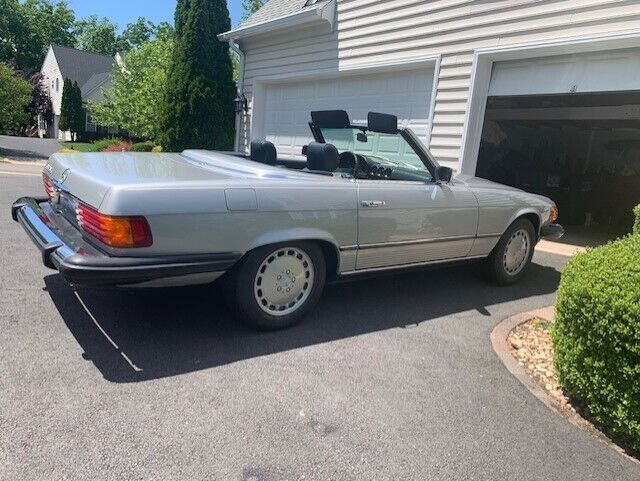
[0,171,41,177]
[0,157,46,165]
[73,290,143,372]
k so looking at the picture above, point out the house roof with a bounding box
[219,0,334,40]
[50,44,114,88]
[240,0,330,27]
[80,72,112,103]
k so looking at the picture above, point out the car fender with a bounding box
[247,227,343,270]
[506,207,543,236]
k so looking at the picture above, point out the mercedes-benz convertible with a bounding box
[12,110,563,330]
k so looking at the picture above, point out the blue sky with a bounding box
[65,0,244,31]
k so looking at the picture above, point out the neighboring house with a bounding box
[220,0,640,231]
[40,44,118,140]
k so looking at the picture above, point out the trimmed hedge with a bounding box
[634,204,640,235]
[552,222,640,452]
[130,141,155,152]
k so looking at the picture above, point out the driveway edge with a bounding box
[491,306,639,466]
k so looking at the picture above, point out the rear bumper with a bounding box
[11,197,241,286]
[540,223,565,241]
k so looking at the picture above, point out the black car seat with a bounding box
[305,142,339,173]
[250,139,277,166]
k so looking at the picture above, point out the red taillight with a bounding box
[43,174,56,199]
[75,203,152,248]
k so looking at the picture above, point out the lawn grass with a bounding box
[60,142,97,152]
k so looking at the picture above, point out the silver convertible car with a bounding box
[12,111,563,330]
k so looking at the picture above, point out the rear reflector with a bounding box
[75,203,152,248]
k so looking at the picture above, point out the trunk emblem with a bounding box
[58,169,70,184]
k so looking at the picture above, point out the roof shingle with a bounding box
[50,44,114,88]
[240,0,330,27]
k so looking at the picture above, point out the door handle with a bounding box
[361,200,386,208]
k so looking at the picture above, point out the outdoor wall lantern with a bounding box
[234,93,248,113]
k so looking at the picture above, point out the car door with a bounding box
[356,178,479,270]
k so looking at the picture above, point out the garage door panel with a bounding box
[262,69,434,157]
[489,48,640,96]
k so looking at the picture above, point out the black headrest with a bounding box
[306,142,339,172]
[250,139,277,165]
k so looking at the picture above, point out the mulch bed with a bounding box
[508,318,639,462]
[507,318,574,413]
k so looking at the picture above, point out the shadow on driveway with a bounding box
[44,262,560,383]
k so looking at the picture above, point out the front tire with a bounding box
[483,218,536,285]
[223,242,326,330]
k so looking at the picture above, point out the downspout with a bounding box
[229,39,246,153]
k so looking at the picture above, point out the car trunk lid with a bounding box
[43,151,239,209]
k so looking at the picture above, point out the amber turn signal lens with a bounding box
[549,206,559,224]
[76,203,152,248]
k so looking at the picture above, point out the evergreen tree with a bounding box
[160,0,235,152]
[59,77,73,136]
[70,80,85,139]
[59,78,85,141]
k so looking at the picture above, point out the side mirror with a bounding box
[356,132,368,143]
[435,166,453,184]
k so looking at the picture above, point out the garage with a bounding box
[477,48,640,239]
[259,68,435,158]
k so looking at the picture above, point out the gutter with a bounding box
[218,0,335,41]
[228,39,245,153]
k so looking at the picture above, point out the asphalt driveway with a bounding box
[1,166,638,480]
[0,134,61,160]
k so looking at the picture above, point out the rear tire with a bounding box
[483,218,536,285]
[223,241,326,331]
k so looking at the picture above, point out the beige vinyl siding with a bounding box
[239,24,339,151]
[239,0,640,164]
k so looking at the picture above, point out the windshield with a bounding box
[319,128,427,171]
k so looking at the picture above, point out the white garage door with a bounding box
[261,68,434,157]
[489,48,640,96]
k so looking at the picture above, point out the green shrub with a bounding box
[552,233,640,453]
[92,137,123,152]
[634,204,640,235]
[130,141,155,152]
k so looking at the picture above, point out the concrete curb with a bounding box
[536,240,587,257]
[491,306,639,466]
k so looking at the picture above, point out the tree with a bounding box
[91,36,173,141]
[119,17,156,51]
[242,0,264,20]
[154,22,175,42]
[75,15,119,55]
[59,78,84,140]
[0,0,76,73]
[0,64,31,132]
[23,0,76,50]
[160,0,236,152]
[25,72,53,133]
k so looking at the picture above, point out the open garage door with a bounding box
[477,48,640,242]
[260,68,434,158]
